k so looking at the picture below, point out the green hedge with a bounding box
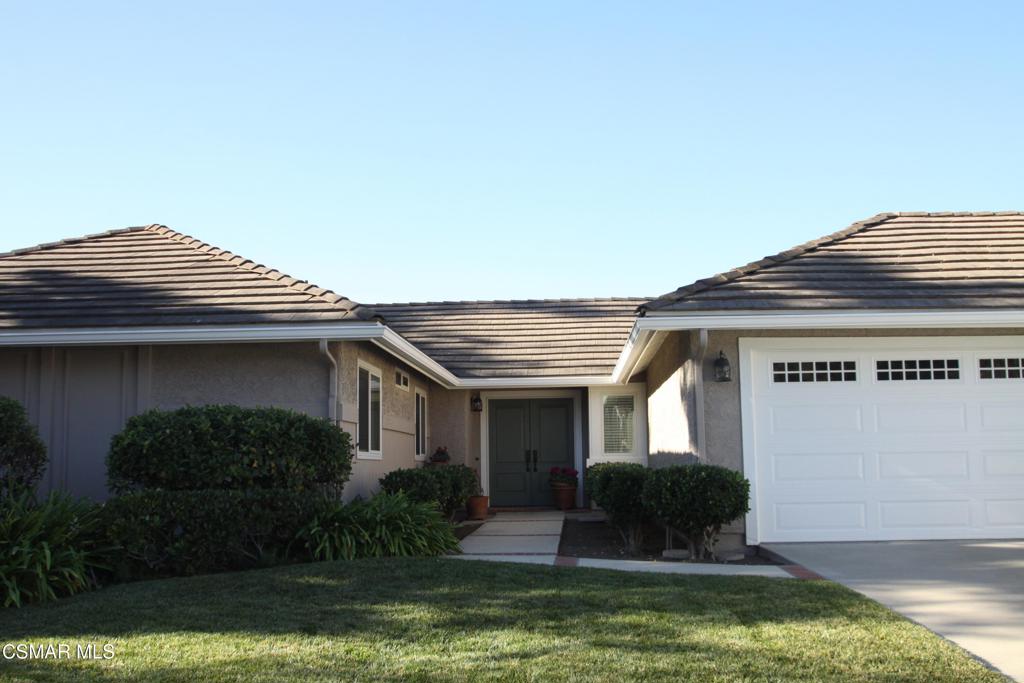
[1,491,110,607]
[295,492,460,561]
[103,489,324,577]
[642,464,750,560]
[379,465,478,519]
[585,463,649,554]
[0,397,47,495]
[107,405,353,494]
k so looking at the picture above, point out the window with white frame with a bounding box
[395,369,410,391]
[414,390,428,458]
[603,395,635,454]
[588,385,647,463]
[357,362,382,457]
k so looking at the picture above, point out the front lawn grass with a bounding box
[0,558,1003,682]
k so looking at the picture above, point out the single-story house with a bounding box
[3,212,1023,547]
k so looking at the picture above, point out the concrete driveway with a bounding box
[764,540,1024,681]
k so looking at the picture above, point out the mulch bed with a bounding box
[558,517,779,565]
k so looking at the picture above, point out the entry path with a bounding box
[454,511,791,579]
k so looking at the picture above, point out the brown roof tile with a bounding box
[0,225,376,328]
[643,212,1024,312]
[371,299,647,379]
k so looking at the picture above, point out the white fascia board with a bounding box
[0,322,386,347]
[610,323,651,383]
[458,375,617,389]
[637,309,1024,330]
[373,328,460,387]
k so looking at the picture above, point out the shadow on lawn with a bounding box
[0,558,876,643]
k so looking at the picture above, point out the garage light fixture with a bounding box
[713,351,732,382]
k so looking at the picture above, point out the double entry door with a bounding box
[489,398,575,507]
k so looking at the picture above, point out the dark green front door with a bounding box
[489,398,575,507]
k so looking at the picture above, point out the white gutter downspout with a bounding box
[693,329,708,460]
[318,340,339,424]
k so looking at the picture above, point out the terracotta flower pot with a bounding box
[551,483,576,510]
[467,495,489,520]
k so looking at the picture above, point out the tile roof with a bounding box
[0,225,375,328]
[371,299,647,378]
[643,212,1024,312]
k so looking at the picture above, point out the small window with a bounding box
[603,395,635,454]
[395,370,410,391]
[357,363,382,457]
[979,358,1024,380]
[414,390,428,458]
[877,359,959,381]
[772,360,856,383]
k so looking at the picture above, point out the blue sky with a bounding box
[1,2,1022,303]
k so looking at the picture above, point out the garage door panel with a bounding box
[770,404,862,433]
[772,452,864,481]
[745,337,1024,542]
[983,450,1024,477]
[875,403,967,432]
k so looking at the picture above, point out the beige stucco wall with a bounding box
[336,341,437,501]
[644,331,697,467]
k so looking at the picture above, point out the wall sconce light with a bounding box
[470,395,483,412]
[713,351,732,382]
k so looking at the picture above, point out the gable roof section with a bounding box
[643,212,1024,313]
[0,225,376,328]
[370,298,647,378]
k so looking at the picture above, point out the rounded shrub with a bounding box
[107,405,353,493]
[641,464,750,560]
[379,464,478,520]
[103,488,323,577]
[0,396,47,495]
[379,468,442,506]
[585,463,649,554]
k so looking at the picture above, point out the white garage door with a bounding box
[741,337,1024,543]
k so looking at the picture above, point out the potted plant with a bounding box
[466,474,489,520]
[549,466,578,510]
[428,446,450,467]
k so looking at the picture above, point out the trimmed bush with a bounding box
[379,468,442,506]
[107,405,353,494]
[103,489,323,577]
[295,492,459,561]
[585,463,649,554]
[379,465,478,520]
[0,397,47,495]
[641,464,750,560]
[0,491,110,607]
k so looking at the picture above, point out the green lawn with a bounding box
[0,558,1003,683]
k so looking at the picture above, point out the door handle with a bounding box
[532,449,538,472]
[525,449,531,472]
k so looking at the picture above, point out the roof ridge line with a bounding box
[371,297,652,307]
[142,225,379,321]
[641,212,899,312]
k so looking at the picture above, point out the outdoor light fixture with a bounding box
[713,351,732,382]
[470,395,483,412]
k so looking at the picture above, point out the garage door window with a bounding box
[876,359,959,381]
[979,358,1023,380]
[772,361,856,383]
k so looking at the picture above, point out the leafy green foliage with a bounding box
[103,489,324,577]
[585,463,649,554]
[642,464,750,560]
[296,492,460,561]
[107,405,353,494]
[0,491,110,607]
[378,465,478,520]
[0,396,47,495]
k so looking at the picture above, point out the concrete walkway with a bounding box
[455,511,792,579]
[765,540,1024,681]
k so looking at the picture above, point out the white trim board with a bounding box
[479,389,585,507]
